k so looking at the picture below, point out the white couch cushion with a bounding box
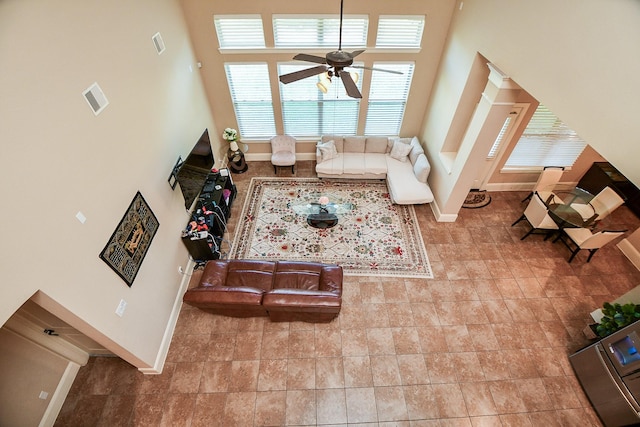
[413,153,431,183]
[316,153,344,175]
[344,136,366,153]
[386,156,434,204]
[342,153,367,175]
[365,137,389,153]
[364,153,388,174]
[409,137,425,165]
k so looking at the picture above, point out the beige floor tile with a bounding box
[316,388,347,424]
[60,172,636,426]
[345,387,378,423]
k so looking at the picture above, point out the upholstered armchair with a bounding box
[270,135,296,174]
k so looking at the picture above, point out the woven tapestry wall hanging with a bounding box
[99,191,159,286]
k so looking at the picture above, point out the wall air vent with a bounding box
[152,32,165,55]
[82,82,108,116]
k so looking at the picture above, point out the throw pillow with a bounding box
[317,140,338,162]
[389,139,412,162]
[413,154,431,183]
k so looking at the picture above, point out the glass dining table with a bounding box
[541,185,598,228]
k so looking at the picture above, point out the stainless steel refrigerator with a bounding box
[570,321,640,426]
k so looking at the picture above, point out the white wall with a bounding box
[0,0,217,369]
[423,0,640,216]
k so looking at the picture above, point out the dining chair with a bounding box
[570,186,625,222]
[556,228,626,262]
[270,135,296,174]
[522,166,565,203]
[512,191,559,240]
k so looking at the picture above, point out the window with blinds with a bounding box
[376,16,425,48]
[273,15,368,48]
[278,64,361,137]
[224,63,276,139]
[214,15,265,49]
[504,104,587,169]
[487,114,514,159]
[364,63,414,136]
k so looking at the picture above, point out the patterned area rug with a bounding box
[230,178,432,278]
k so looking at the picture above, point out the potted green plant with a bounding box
[595,302,640,338]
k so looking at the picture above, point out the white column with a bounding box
[433,63,521,220]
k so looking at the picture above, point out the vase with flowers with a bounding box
[223,128,239,151]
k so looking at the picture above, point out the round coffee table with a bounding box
[290,199,353,229]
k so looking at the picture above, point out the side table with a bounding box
[228,143,248,174]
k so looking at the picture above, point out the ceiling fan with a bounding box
[277,0,403,99]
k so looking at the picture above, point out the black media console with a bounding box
[181,169,237,261]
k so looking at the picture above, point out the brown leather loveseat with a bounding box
[183,259,343,322]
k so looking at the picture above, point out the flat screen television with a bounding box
[177,129,214,210]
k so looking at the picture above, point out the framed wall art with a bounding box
[99,191,159,286]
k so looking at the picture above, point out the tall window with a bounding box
[504,104,587,169]
[376,16,425,48]
[273,15,368,48]
[278,64,361,137]
[215,14,422,140]
[365,63,414,136]
[224,63,276,139]
[214,16,265,49]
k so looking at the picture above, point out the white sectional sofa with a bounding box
[315,135,434,205]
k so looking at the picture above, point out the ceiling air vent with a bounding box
[82,82,108,116]
[152,32,165,55]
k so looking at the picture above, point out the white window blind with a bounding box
[273,15,368,48]
[278,64,361,137]
[504,105,587,169]
[364,63,414,136]
[214,15,265,49]
[376,16,425,48]
[224,63,276,139]
[487,115,513,159]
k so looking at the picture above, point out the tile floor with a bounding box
[56,161,640,426]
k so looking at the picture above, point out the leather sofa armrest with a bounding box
[199,260,230,287]
[319,265,343,296]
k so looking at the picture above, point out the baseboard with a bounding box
[484,182,534,192]
[39,362,81,427]
[484,180,580,192]
[138,257,196,375]
[617,238,640,271]
[430,199,458,222]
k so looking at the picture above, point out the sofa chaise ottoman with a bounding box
[182,259,343,322]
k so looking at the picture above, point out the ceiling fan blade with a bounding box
[338,71,362,99]
[279,65,328,84]
[349,65,404,75]
[293,53,327,64]
[350,49,365,58]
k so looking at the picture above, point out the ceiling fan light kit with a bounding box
[277,0,401,99]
